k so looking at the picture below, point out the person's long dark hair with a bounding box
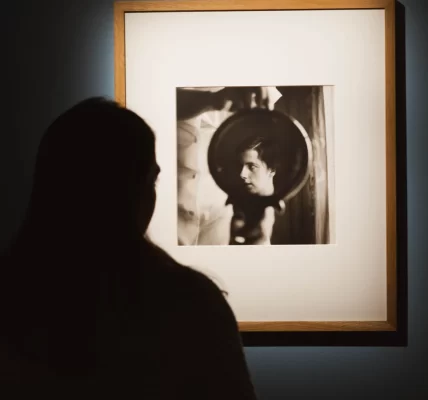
[0,97,182,377]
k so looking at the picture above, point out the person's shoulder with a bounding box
[162,262,227,305]
[173,263,219,287]
[152,265,258,399]
[151,257,232,314]
[143,241,225,299]
[140,240,236,326]
[177,266,238,327]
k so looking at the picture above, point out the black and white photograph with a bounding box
[176,86,335,246]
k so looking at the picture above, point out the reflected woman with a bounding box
[229,136,283,245]
[237,136,281,197]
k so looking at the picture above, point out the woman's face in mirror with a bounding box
[239,148,276,197]
[208,110,311,204]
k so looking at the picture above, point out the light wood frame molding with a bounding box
[114,0,403,345]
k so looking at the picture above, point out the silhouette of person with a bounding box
[0,97,258,398]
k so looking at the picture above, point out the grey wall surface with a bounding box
[2,1,427,398]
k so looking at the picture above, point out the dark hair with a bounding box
[24,96,158,235]
[237,135,281,172]
[1,97,162,375]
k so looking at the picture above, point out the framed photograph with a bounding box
[114,0,404,345]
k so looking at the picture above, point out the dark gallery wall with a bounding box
[2,0,427,398]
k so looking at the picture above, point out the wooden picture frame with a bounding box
[114,0,405,346]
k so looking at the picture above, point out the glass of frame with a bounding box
[114,0,405,346]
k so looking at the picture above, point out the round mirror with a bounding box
[208,108,313,209]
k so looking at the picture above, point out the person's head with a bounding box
[27,97,159,240]
[236,136,280,196]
